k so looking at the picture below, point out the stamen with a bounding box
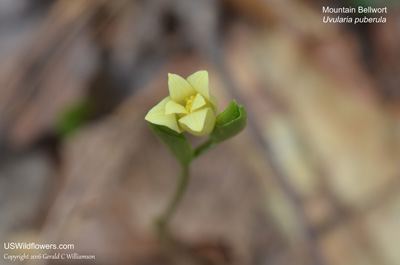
[185,95,196,112]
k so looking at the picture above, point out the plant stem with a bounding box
[156,162,190,245]
[194,138,215,158]
[156,138,216,246]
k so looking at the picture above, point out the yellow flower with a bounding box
[145,70,218,136]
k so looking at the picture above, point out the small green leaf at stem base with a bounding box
[148,123,193,165]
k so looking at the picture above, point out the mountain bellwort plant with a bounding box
[145,70,247,245]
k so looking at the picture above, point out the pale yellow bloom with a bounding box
[145,71,218,136]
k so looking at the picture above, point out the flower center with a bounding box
[185,95,196,112]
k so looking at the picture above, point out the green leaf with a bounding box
[148,123,193,165]
[210,100,247,143]
[55,99,94,138]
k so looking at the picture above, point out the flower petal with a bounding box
[168,73,197,104]
[209,94,218,113]
[178,108,215,137]
[165,99,188,115]
[191,93,206,112]
[186,70,209,99]
[186,70,217,112]
[145,97,182,133]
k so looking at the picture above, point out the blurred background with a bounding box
[1,0,400,264]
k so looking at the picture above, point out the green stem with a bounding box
[156,162,190,245]
[194,138,216,158]
[156,138,216,247]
